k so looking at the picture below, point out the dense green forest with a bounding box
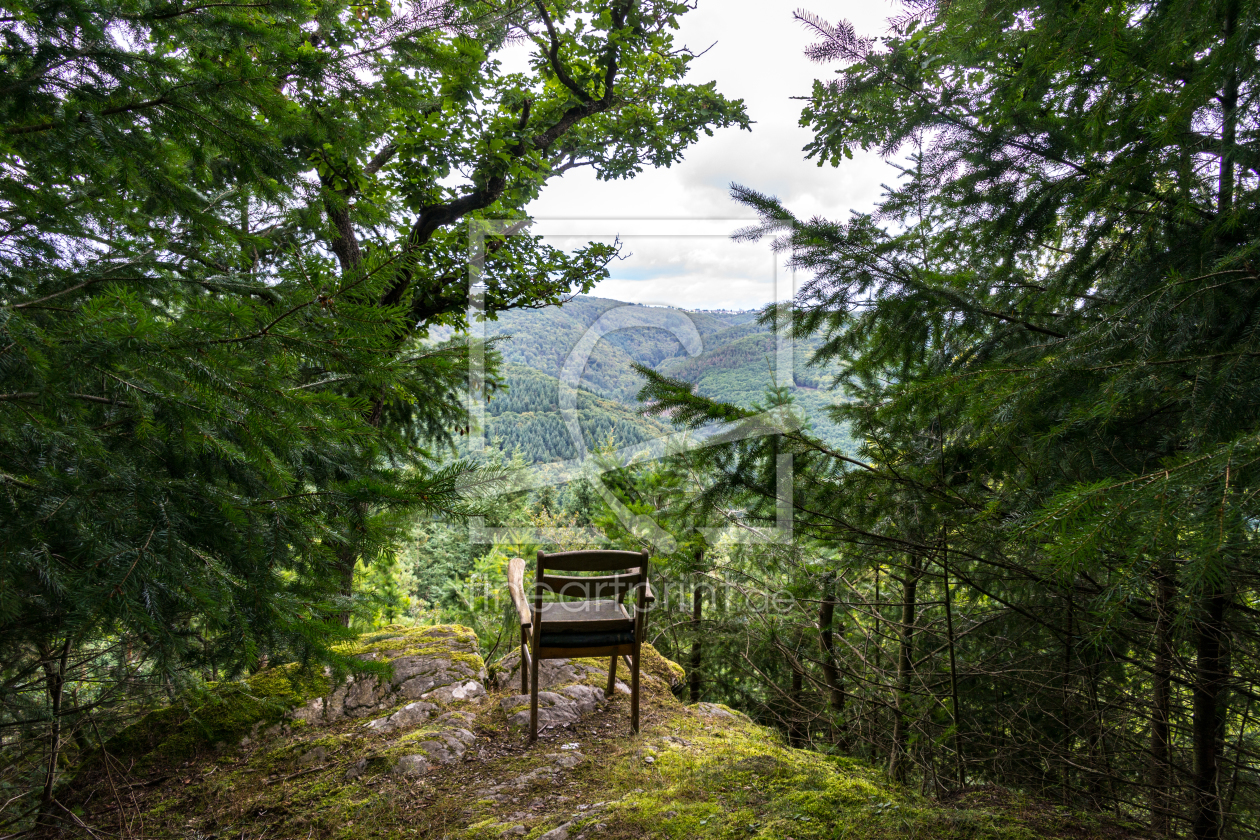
[453,295,855,459]
[483,363,672,463]
[4,1,1260,840]
[475,295,746,402]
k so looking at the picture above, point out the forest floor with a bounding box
[61,626,1143,840]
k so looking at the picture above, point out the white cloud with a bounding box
[534,223,786,311]
[524,0,901,309]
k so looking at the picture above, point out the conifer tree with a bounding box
[637,1,1260,835]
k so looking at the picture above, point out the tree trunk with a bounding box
[1085,658,1104,809]
[889,555,921,783]
[1222,695,1253,839]
[336,493,376,626]
[818,571,846,745]
[337,543,358,627]
[1151,561,1175,836]
[789,653,805,748]
[1192,590,1229,840]
[873,563,882,673]
[689,581,703,703]
[323,178,375,625]
[37,639,71,827]
[1198,2,1240,825]
[941,539,963,787]
[1218,0,1239,215]
[1062,588,1075,806]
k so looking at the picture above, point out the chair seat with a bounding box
[535,599,632,632]
[540,628,635,648]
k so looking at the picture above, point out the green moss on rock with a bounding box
[345,624,480,660]
[640,643,685,687]
[551,643,682,690]
[344,624,486,683]
[105,663,329,762]
[99,625,486,767]
[259,732,354,769]
[594,707,1056,840]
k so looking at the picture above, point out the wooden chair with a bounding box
[507,549,654,742]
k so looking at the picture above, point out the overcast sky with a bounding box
[525,0,899,311]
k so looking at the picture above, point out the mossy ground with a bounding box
[100,662,331,765]
[64,632,1139,840]
[97,625,481,770]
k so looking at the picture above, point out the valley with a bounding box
[458,296,853,463]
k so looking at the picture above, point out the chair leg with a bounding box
[631,642,641,734]
[606,654,618,698]
[520,627,528,694]
[529,639,541,743]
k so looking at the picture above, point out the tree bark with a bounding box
[1192,590,1229,840]
[1085,656,1105,809]
[322,186,364,276]
[1151,560,1175,836]
[818,571,846,745]
[1222,695,1253,839]
[1062,588,1075,806]
[689,580,703,703]
[336,525,361,627]
[1197,21,1242,834]
[889,554,921,783]
[1218,0,1239,215]
[789,652,805,748]
[37,639,71,827]
[941,539,963,787]
[322,168,372,624]
[873,563,882,673]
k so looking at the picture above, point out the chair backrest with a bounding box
[535,549,649,605]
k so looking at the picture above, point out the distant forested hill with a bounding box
[483,365,672,463]
[479,296,742,402]
[654,329,852,447]
[450,296,853,462]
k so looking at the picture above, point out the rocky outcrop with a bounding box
[291,625,487,727]
[385,709,479,775]
[73,628,1134,840]
[494,644,685,695]
[494,652,630,696]
[491,646,686,733]
[499,684,610,729]
[99,625,488,772]
[690,701,750,723]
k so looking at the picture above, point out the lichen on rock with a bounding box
[293,624,488,726]
[499,684,610,729]
[494,642,682,695]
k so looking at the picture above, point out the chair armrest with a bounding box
[634,581,655,636]
[507,557,532,627]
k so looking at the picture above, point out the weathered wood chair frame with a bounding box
[507,549,654,742]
